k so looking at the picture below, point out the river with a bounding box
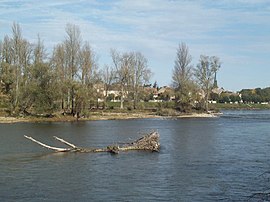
[0,110,270,201]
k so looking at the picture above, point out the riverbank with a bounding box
[1,102,269,123]
[0,116,29,123]
[0,111,219,123]
[210,103,270,110]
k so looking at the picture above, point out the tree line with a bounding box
[0,23,153,116]
[240,88,270,103]
[209,87,270,104]
[0,23,221,117]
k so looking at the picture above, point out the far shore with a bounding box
[0,112,219,124]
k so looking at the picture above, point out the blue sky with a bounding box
[0,0,269,91]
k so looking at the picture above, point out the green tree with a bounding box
[0,23,32,114]
[0,62,14,94]
[51,43,67,110]
[229,94,241,103]
[21,63,59,114]
[219,93,230,103]
[20,36,57,114]
[51,24,98,116]
[240,89,253,103]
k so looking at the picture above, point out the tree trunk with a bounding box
[133,87,138,109]
[120,85,124,109]
[71,86,75,115]
[205,90,209,112]
[61,98,64,110]
[67,91,70,111]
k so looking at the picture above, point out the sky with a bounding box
[0,0,269,92]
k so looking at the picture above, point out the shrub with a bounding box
[156,108,179,116]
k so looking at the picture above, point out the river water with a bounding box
[1,110,270,201]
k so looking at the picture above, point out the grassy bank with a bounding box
[0,107,217,123]
[108,101,270,111]
[209,103,270,110]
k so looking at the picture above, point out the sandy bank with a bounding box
[0,112,220,123]
[0,117,29,123]
[176,112,220,118]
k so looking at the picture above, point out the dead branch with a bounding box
[24,131,160,154]
[24,135,71,152]
[53,136,77,148]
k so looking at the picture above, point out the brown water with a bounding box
[1,110,270,201]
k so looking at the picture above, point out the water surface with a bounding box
[1,110,270,201]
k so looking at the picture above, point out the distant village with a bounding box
[93,81,270,105]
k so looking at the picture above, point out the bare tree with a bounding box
[11,22,23,109]
[64,23,81,114]
[1,36,12,64]
[172,43,194,111]
[33,35,47,65]
[51,24,99,116]
[8,22,32,113]
[20,39,32,79]
[130,51,151,109]
[194,55,221,111]
[110,50,151,109]
[111,49,133,109]
[79,42,96,85]
[0,25,26,112]
[76,41,98,115]
[172,43,193,88]
[0,40,2,62]
[0,23,104,116]
[101,64,115,101]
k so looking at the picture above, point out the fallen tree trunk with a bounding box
[24,136,71,152]
[24,131,160,154]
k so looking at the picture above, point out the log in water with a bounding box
[24,131,160,154]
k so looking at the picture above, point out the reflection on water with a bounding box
[1,111,270,201]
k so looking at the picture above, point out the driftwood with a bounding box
[24,131,160,154]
